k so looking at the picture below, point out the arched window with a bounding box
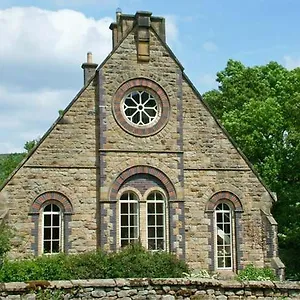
[147,191,166,250]
[215,203,232,269]
[119,192,139,247]
[42,203,63,254]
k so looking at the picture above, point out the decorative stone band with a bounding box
[109,165,177,200]
[205,191,244,212]
[112,78,170,137]
[29,191,73,215]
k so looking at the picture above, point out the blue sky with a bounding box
[0,0,300,153]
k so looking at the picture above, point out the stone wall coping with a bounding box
[0,278,300,292]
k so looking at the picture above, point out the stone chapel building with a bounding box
[0,11,284,277]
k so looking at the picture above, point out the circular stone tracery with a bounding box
[113,78,170,137]
[123,90,158,126]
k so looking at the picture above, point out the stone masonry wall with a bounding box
[1,278,300,299]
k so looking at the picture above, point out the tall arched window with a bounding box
[215,203,233,269]
[119,192,139,247]
[42,203,63,254]
[147,191,166,250]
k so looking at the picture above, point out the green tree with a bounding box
[203,59,300,279]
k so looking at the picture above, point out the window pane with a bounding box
[225,256,231,268]
[44,215,51,226]
[148,227,155,238]
[130,227,137,239]
[52,241,60,253]
[121,215,128,226]
[121,240,128,247]
[148,215,155,225]
[157,239,164,250]
[121,203,128,213]
[156,203,163,213]
[148,203,155,213]
[130,214,137,226]
[157,227,164,238]
[148,239,155,250]
[52,204,60,212]
[224,224,230,234]
[217,213,223,223]
[52,215,60,226]
[44,204,52,212]
[130,203,137,213]
[44,228,51,239]
[157,215,163,225]
[121,228,128,239]
[44,241,51,253]
[52,228,60,239]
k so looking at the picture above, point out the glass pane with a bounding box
[217,257,223,268]
[130,227,137,239]
[148,239,155,250]
[148,227,155,238]
[156,203,163,213]
[121,228,128,239]
[217,224,224,232]
[157,227,164,237]
[121,240,128,247]
[217,213,223,223]
[157,239,164,250]
[155,193,163,200]
[225,256,232,268]
[121,215,128,226]
[225,246,231,255]
[121,203,128,213]
[44,204,52,212]
[44,241,51,253]
[147,193,155,201]
[222,203,230,211]
[52,228,60,239]
[130,203,137,213]
[148,203,155,213]
[224,213,230,222]
[52,241,59,253]
[157,215,163,225]
[148,215,155,225]
[44,215,51,226]
[44,228,51,239]
[224,224,230,234]
[224,234,231,244]
[130,214,137,226]
[52,204,60,212]
[53,214,59,226]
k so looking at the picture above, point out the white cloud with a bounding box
[164,15,179,46]
[0,7,113,65]
[0,84,76,153]
[202,41,218,52]
[283,55,300,70]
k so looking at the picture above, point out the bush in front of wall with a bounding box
[236,264,277,281]
[0,244,189,282]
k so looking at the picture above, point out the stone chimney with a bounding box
[109,10,166,61]
[81,52,98,85]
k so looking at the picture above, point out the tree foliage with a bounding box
[204,59,300,279]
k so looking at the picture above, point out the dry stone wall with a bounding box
[0,278,300,299]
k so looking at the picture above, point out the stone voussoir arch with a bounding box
[110,165,177,200]
[206,191,243,212]
[30,191,73,215]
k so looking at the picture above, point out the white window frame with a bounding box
[215,202,233,269]
[119,191,139,247]
[42,203,63,254]
[146,191,166,251]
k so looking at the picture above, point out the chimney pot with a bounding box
[81,52,98,85]
[87,52,93,64]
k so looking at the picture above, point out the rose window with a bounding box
[122,90,158,126]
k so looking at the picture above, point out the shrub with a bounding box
[236,264,277,281]
[0,223,12,262]
[0,244,189,282]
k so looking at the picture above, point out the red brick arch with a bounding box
[30,191,73,214]
[206,191,243,212]
[110,166,176,200]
